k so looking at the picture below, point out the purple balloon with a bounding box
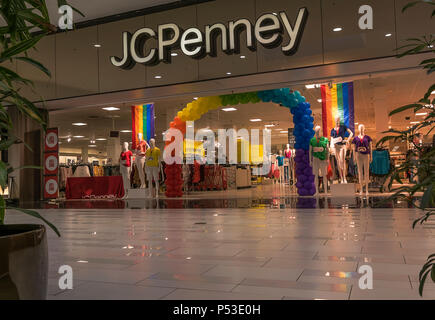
[298,174,307,183]
[304,167,313,176]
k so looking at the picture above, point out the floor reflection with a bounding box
[20,195,417,210]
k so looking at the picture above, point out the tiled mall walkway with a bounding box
[6,204,435,300]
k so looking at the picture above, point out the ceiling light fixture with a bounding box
[333,27,343,32]
[73,136,84,138]
[226,72,232,75]
[415,112,428,116]
[193,97,198,100]
[265,124,275,127]
[280,131,288,134]
[240,55,246,59]
[385,33,392,37]
[250,119,262,122]
[154,75,162,79]
[410,121,420,124]
[120,130,132,133]
[317,99,322,103]
[72,122,87,126]
[88,145,97,148]
[222,107,237,112]
[102,107,120,111]
[93,44,101,48]
[171,52,178,57]
[96,138,107,141]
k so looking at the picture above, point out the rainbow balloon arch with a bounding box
[164,88,316,198]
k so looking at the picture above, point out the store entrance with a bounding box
[49,68,434,206]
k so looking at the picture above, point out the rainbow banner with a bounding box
[321,82,355,138]
[131,103,155,149]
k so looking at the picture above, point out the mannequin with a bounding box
[145,138,161,198]
[352,124,373,196]
[284,144,291,184]
[276,150,285,184]
[310,126,329,195]
[330,116,353,183]
[120,142,133,196]
[135,133,150,188]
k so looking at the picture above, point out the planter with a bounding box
[0,224,48,300]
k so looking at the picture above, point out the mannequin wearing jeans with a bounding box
[145,138,161,198]
[120,142,133,196]
[352,124,373,196]
[310,126,329,195]
[135,133,149,188]
[330,116,353,183]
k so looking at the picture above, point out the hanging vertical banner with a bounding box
[321,82,355,137]
[43,128,59,199]
[131,103,155,149]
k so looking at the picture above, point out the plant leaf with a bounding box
[8,207,61,237]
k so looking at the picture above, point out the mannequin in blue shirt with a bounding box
[330,116,353,183]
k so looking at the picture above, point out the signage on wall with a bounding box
[111,8,309,69]
[43,128,59,199]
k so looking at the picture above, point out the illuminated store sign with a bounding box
[111,8,308,69]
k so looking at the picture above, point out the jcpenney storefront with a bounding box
[8,0,434,203]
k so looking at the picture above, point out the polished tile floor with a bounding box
[6,193,435,300]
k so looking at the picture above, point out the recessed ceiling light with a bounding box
[171,52,178,57]
[415,112,428,116]
[154,75,162,79]
[93,44,101,48]
[333,27,343,32]
[72,123,87,126]
[226,72,232,75]
[102,107,120,111]
[120,130,132,133]
[250,119,262,122]
[265,124,275,127]
[73,135,85,138]
[410,121,420,124]
[317,99,322,103]
[240,55,246,59]
[222,107,237,112]
[96,138,107,141]
[385,33,392,37]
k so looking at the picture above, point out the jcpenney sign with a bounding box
[111,8,308,69]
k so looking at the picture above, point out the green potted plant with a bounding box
[0,0,81,300]
[378,0,434,296]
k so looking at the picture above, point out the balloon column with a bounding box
[165,89,316,197]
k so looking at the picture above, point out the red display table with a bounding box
[65,176,125,200]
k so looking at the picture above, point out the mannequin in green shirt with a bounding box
[309,126,329,195]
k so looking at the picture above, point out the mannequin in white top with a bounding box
[330,116,353,183]
[135,133,150,188]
